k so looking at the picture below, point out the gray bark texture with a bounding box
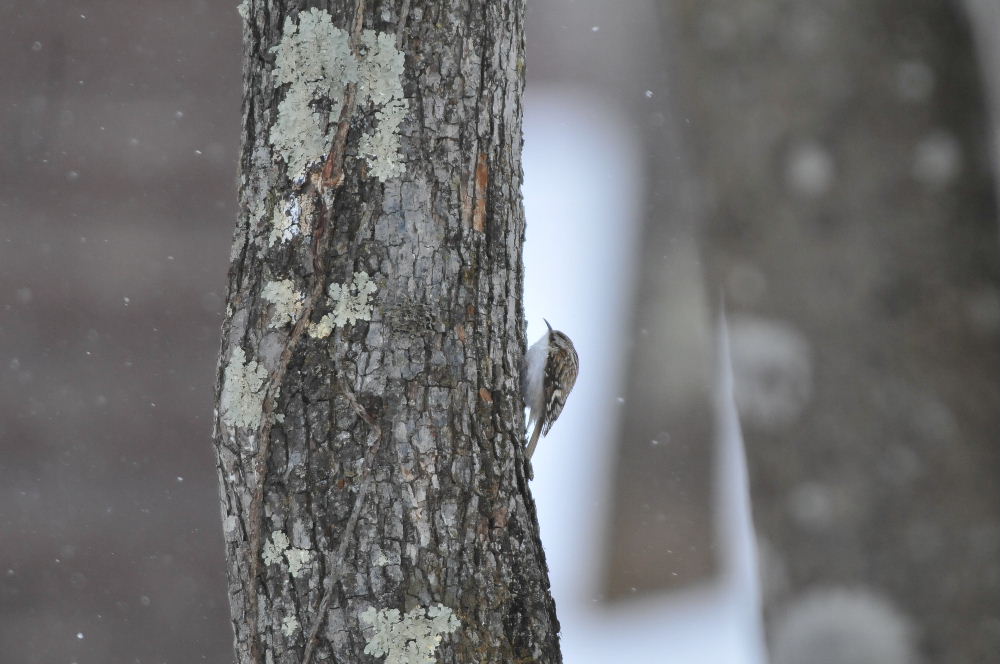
[212,2,561,663]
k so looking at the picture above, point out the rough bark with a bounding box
[212,2,561,663]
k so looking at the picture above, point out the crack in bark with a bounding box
[319,0,366,193]
[395,0,412,50]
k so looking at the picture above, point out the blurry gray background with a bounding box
[3,1,999,663]
[2,1,238,661]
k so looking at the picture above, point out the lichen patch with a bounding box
[268,9,409,182]
[261,279,305,328]
[308,313,336,339]
[360,604,460,664]
[284,547,312,578]
[357,30,409,181]
[261,530,312,578]
[262,531,290,566]
[220,346,269,430]
[268,198,305,247]
[269,8,356,178]
[328,271,378,327]
[281,615,300,638]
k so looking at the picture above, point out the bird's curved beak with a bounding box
[543,319,553,332]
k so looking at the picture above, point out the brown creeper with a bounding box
[522,319,579,460]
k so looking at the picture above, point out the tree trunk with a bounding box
[213,2,560,663]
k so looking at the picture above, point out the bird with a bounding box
[521,319,579,461]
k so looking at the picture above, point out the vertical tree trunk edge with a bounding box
[214,2,562,663]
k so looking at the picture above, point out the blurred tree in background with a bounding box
[662,1,1000,661]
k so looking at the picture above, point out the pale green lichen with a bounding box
[262,530,312,578]
[262,531,290,566]
[360,604,460,664]
[236,0,248,20]
[269,9,408,182]
[261,279,304,328]
[328,271,377,326]
[308,313,336,339]
[357,30,409,181]
[268,198,304,247]
[270,8,356,178]
[285,547,312,578]
[281,615,300,638]
[220,347,269,430]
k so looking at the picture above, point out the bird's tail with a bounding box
[526,418,544,459]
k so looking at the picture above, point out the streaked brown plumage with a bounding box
[522,320,579,461]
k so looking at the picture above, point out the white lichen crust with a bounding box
[268,9,409,181]
[281,615,300,638]
[220,347,269,430]
[284,546,312,578]
[262,531,290,566]
[268,198,304,247]
[360,604,460,664]
[261,279,305,328]
[328,271,378,326]
[270,8,357,178]
[261,530,312,578]
[357,30,409,181]
[307,313,336,339]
